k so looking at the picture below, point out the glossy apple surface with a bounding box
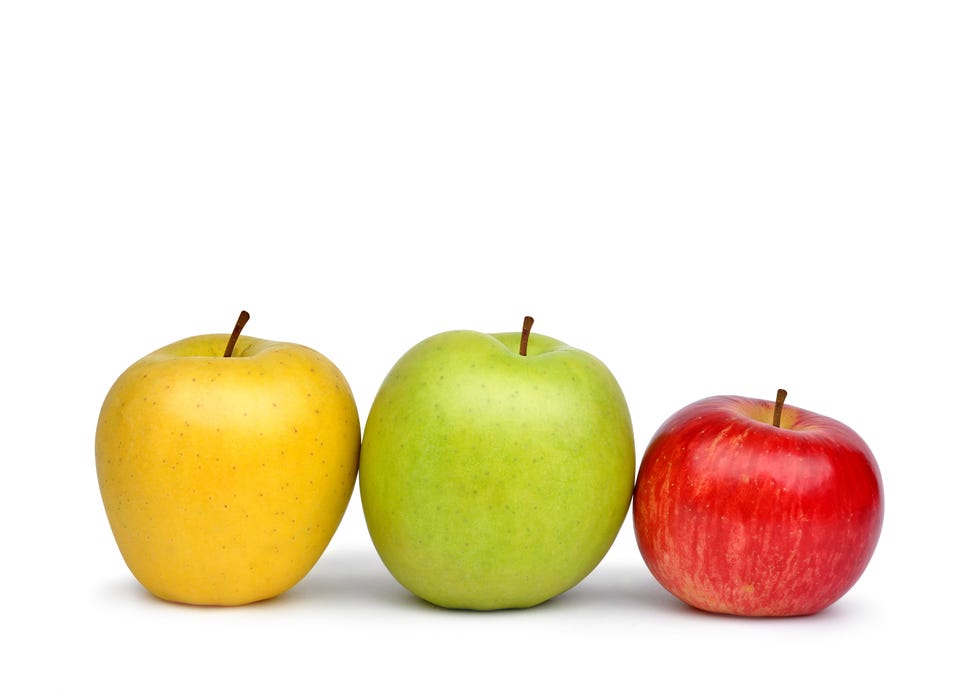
[633,394,883,616]
[96,321,360,605]
[359,322,635,610]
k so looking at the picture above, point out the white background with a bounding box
[2,1,977,688]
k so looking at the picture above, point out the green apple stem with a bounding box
[224,310,251,357]
[519,316,534,356]
[772,388,788,427]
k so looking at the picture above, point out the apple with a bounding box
[633,390,883,616]
[95,311,360,605]
[359,317,635,610]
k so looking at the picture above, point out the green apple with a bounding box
[359,317,635,610]
[95,311,360,605]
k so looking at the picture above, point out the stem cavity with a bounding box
[772,388,788,428]
[224,310,250,357]
[519,315,534,356]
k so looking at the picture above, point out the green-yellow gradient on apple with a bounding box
[95,312,360,605]
[359,317,636,610]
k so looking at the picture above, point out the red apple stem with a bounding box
[520,316,534,356]
[772,388,788,427]
[224,310,250,357]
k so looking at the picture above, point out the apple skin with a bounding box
[633,395,883,617]
[95,333,360,605]
[359,328,635,610]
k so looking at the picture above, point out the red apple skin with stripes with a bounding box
[633,395,883,617]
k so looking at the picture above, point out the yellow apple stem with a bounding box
[224,310,251,357]
[519,316,534,356]
[772,388,788,427]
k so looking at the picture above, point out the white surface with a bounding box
[2,2,976,688]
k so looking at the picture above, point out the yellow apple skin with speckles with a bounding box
[96,332,360,605]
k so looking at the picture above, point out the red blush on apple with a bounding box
[633,390,884,617]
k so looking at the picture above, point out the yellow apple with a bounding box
[95,312,360,605]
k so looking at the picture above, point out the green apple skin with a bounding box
[359,328,635,610]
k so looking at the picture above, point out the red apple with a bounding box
[633,390,883,616]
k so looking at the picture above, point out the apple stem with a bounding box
[224,310,251,357]
[519,316,534,356]
[772,388,788,427]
